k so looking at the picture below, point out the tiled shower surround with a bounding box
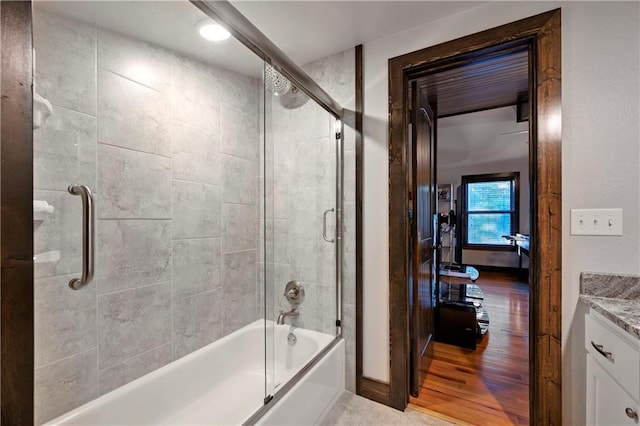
[32,9,356,425]
[33,11,260,423]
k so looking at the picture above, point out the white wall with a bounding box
[438,107,530,268]
[362,2,640,424]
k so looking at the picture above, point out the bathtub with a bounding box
[47,320,344,425]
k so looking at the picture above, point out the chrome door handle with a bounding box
[323,208,335,243]
[68,184,94,290]
[590,341,613,360]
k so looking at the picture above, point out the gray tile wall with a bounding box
[33,11,260,424]
[303,49,357,393]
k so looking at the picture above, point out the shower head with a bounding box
[264,65,291,96]
[264,64,310,109]
[279,85,310,109]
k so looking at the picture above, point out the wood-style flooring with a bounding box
[409,271,529,425]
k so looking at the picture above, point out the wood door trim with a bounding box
[360,377,390,406]
[355,44,365,396]
[387,9,562,424]
[1,1,35,424]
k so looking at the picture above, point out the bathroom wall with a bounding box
[361,2,639,424]
[32,11,260,424]
[266,48,356,391]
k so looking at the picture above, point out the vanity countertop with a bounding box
[580,272,640,341]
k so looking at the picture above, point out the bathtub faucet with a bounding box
[277,309,299,325]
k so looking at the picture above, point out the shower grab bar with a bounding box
[67,184,94,290]
[323,208,335,243]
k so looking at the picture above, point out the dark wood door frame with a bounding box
[1,1,35,424]
[386,9,561,424]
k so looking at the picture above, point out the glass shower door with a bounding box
[263,64,339,398]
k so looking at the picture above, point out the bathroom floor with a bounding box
[322,392,455,425]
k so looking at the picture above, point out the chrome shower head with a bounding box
[264,65,291,96]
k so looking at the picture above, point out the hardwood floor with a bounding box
[409,271,529,425]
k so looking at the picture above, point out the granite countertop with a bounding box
[580,272,640,341]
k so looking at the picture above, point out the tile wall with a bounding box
[32,11,260,424]
[304,49,357,393]
[31,9,356,424]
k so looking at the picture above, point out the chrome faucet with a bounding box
[277,309,299,325]
[277,281,304,325]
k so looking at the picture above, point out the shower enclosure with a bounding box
[27,0,344,423]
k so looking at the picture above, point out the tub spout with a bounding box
[277,309,299,325]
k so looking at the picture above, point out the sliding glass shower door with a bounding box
[263,64,340,399]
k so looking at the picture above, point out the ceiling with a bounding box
[34,0,488,77]
[417,48,530,118]
[438,106,529,168]
[231,1,488,66]
[34,0,265,76]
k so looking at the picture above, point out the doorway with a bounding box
[407,45,532,422]
[386,9,561,424]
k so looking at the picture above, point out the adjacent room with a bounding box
[403,47,531,424]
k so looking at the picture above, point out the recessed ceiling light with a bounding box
[197,20,231,42]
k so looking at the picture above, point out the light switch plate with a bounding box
[570,208,623,236]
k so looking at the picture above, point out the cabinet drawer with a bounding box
[586,312,640,398]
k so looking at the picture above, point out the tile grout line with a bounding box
[97,280,172,298]
[98,66,165,95]
[97,140,172,159]
[35,346,99,371]
[172,178,222,187]
[97,341,172,376]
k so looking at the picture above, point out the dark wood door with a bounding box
[409,82,437,397]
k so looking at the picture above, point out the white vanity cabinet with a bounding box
[586,309,640,425]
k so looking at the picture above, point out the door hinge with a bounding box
[336,319,341,327]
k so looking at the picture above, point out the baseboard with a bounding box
[470,264,528,275]
[359,377,390,406]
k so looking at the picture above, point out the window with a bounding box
[461,172,519,250]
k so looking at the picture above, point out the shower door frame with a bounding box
[0,0,346,423]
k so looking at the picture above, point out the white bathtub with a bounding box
[47,320,344,425]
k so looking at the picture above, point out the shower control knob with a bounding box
[284,280,305,306]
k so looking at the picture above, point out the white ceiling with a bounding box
[438,106,529,168]
[231,1,488,66]
[34,1,487,76]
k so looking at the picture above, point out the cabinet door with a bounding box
[587,356,640,425]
